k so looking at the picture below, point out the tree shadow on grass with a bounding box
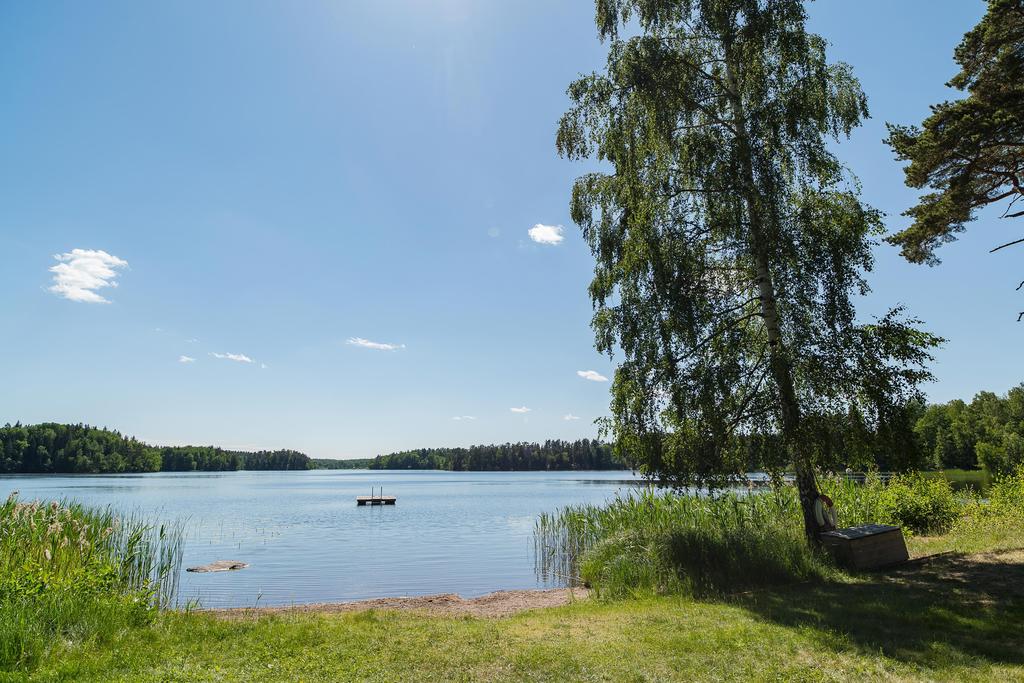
[728,550,1024,667]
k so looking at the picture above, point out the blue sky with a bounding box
[0,1,1016,458]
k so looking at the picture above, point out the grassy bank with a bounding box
[0,493,182,672]
[23,547,1024,682]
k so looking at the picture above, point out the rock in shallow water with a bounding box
[186,560,249,573]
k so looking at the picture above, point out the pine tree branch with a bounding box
[990,237,1024,253]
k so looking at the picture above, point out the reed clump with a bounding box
[535,487,836,598]
[0,492,183,671]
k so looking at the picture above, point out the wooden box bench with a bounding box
[819,524,909,570]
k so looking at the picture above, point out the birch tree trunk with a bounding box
[725,52,823,541]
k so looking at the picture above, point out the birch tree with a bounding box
[557,0,941,539]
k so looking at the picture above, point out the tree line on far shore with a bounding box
[734,384,1024,477]
[355,439,624,471]
[0,426,623,474]
[915,384,1024,474]
[0,423,310,474]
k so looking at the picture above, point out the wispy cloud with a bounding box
[211,352,254,363]
[510,406,531,414]
[347,337,405,351]
[48,249,128,303]
[178,355,196,363]
[563,414,581,421]
[185,338,199,344]
[487,227,500,238]
[451,415,477,421]
[527,224,565,245]
[577,370,609,382]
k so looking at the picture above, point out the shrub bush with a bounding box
[875,473,960,533]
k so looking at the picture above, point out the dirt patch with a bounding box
[883,548,1024,606]
[204,587,590,620]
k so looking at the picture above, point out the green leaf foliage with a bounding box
[886,0,1024,263]
[557,0,940,493]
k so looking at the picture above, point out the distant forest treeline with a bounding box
[337,439,625,471]
[309,458,373,470]
[0,423,310,474]
[9,383,1024,475]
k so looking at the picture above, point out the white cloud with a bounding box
[211,352,254,363]
[577,370,609,382]
[347,337,405,351]
[527,224,565,245]
[563,414,581,421]
[260,363,268,369]
[487,227,500,238]
[178,355,196,363]
[48,249,128,303]
[510,406,531,413]
[451,415,477,421]
[185,338,199,344]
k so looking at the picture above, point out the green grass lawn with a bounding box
[24,548,1024,682]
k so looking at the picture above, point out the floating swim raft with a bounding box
[357,487,396,506]
[356,495,396,506]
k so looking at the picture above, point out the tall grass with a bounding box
[0,492,183,671]
[536,469,1024,599]
[535,487,837,598]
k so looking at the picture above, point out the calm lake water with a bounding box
[0,470,642,608]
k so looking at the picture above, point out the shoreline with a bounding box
[201,586,590,619]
